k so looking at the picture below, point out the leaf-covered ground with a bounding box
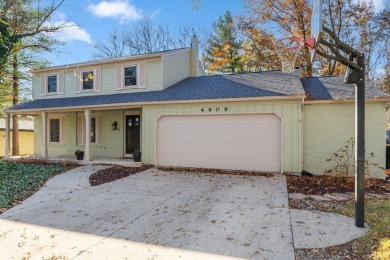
[287,174,390,195]
[0,161,77,210]
[89,166,152,186]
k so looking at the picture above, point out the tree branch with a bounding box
[319,38,361,70]
[322,25,362,57]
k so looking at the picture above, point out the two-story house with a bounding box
[4,36,389,177]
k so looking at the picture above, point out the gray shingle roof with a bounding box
[301,76,389,100]
[7,72,389,112]
[8,71,304,111]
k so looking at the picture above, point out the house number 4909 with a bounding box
[200,107,228,112]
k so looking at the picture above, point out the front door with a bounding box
[125,115,140,154]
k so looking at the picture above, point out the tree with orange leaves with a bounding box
[243,0,313,76]
[202,11,243,74]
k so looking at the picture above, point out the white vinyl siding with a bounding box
[162,49,191,89]
[32,76,41,99]
[32,60,163,99]
[65,71,77,94]
[101,67,116,92]
[146,60,162,89]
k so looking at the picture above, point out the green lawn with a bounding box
[0,161,71,209]
[333,199,390,260]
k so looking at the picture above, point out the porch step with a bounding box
[77,160,142,167]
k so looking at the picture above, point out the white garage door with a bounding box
[156,114,281,172]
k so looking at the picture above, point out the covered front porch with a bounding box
[3,107,143,162]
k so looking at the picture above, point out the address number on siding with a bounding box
[200,107,228,112]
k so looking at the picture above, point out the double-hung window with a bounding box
[124,66,137,87]
[77,115,100,145]
[49,119,60,143]
[82,71,94,90]
[47,75,57,93]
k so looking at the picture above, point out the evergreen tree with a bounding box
[203,11,243,74]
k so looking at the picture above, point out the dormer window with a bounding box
[82,71,94,90]
[124,66,137,87]
[47,75,57,93]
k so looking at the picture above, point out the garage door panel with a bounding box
[158,139,280,157]
[159,152,278,172]
[158,114,280,128]
[156,114,281,172]
[159,127,278,143]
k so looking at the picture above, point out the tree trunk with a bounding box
[12,53,19,156]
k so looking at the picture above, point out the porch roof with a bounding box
[7,71,305,112]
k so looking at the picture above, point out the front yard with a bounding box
[287,175,390,259]
[0,160,77,212]
[0,161,389,259]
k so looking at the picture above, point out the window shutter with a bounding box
[97,116,103,144]
[139,63,146,87]
[94,68,101,92]
[115,66,123,90]
[76,116,84,145]
[75,71,82,93]
[41,75,46,95]
[60,117,65,144]
[58,73,64,94]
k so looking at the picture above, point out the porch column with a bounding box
[4,112,11,158]
[84,109,91,161]
[41,111,48,158]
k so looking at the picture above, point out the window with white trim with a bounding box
[124,66,137,87]
[77,116,101,145]
[49,118,60,143]
[82,71,94,90]
[47,75,57,93]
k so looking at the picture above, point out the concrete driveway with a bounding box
[0,165,367,260]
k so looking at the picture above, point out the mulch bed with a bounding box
[89,166,152,186]
[157,166,274,177]
[287,174,390,195]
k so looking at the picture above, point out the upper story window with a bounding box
[124,66,137,87]
[82,71,94,90]
[47,75,57,93]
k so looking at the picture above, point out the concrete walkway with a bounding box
[0,166,368,259]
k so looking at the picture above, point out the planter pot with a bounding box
[132,151,142,162]
[75,151,84,160]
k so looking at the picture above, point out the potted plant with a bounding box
[132,150,141,162]
[75,149,84,160]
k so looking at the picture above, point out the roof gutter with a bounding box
[304,97,390,104]
[6,95,306,114]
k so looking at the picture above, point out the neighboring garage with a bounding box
[156,113,282,172]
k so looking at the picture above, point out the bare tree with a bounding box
[92,28,128,59]
[92,16,208,59]
[92,17,173,59]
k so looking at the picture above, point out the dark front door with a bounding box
[125,115,140,154]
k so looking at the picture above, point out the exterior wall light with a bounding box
[112,121,118,130]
